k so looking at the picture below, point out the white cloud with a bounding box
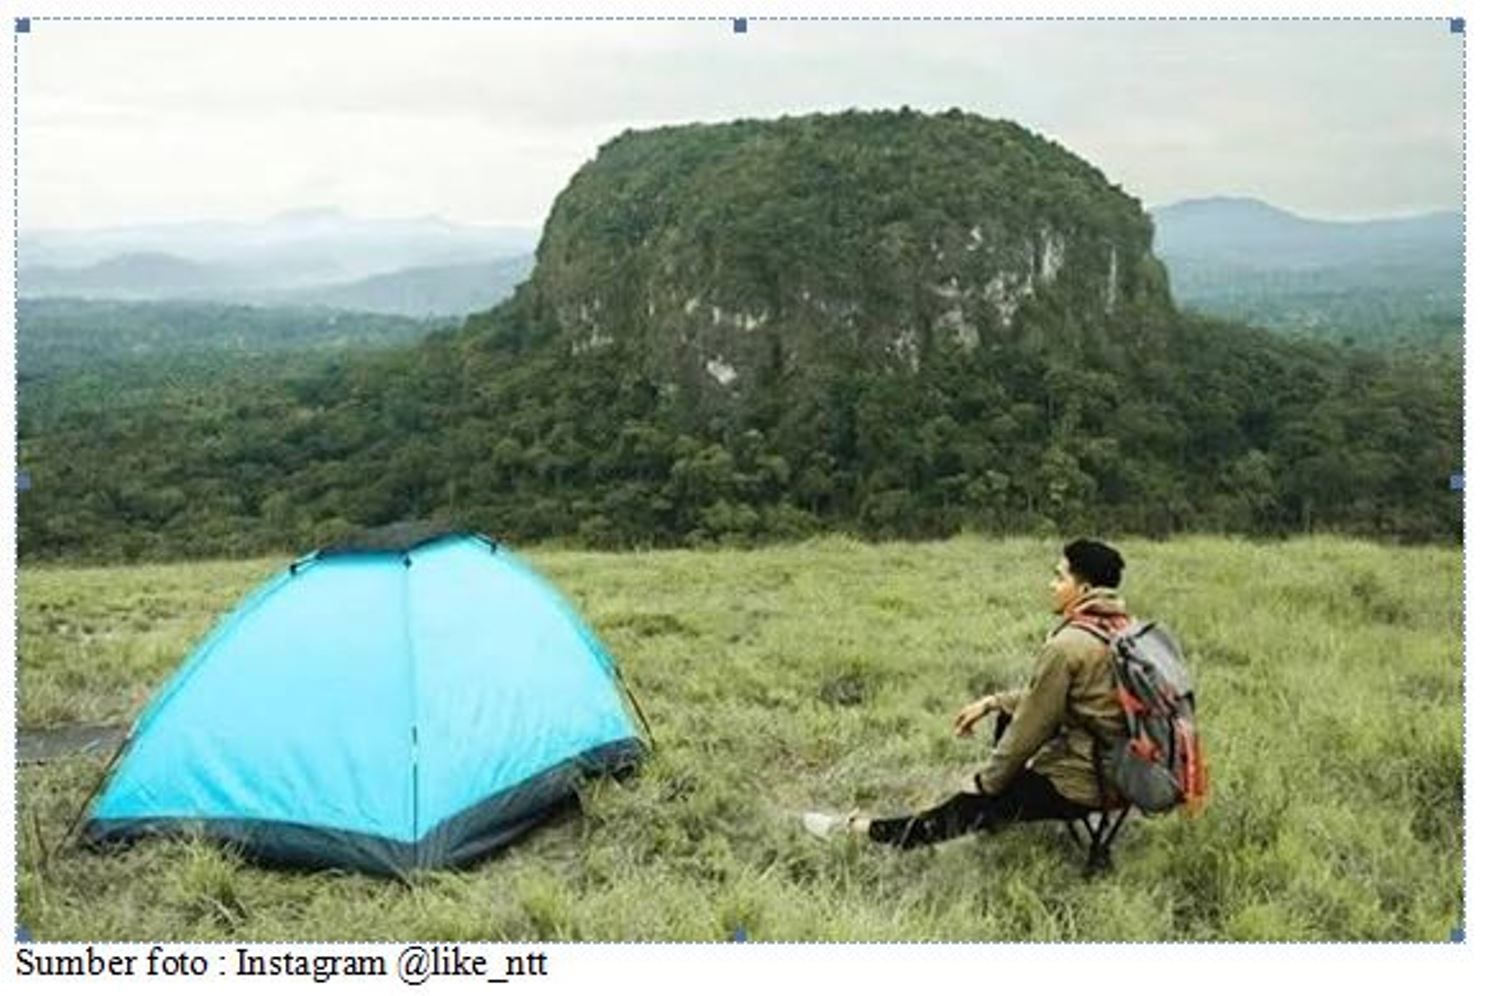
[19,18,1462,229]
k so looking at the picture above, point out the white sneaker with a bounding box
[801,810,857,840]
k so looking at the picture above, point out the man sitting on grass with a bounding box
[803,538,1130,848]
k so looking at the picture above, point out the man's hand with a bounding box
[952,696,994,738]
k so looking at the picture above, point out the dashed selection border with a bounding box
[5,13,1470,948]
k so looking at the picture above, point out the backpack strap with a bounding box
[1060,612,1132,644]
[1089,727,1112,808]
[1064,618,1113,644]
[1064,613,1133,810]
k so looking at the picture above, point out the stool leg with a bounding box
[1085,834,1114,876]
[1100,806,1131,851]
[1065,809,1131,876]
[1081,809,1128,877]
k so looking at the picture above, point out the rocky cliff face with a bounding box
[513,109,1171,393]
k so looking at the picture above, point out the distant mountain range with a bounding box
[1149,197,1462,346]
[20,208,539,317]
[266,256,537,317]
[19,198,1463,339]
[1150,196,1460,274]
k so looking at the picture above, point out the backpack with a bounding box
[1068,617,1209,816]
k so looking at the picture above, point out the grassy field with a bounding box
[15,535,1463,941]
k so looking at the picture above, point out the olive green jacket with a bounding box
[974,589,1130,807]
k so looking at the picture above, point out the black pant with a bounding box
[866,769,1092,849]
[866,711,1091,850]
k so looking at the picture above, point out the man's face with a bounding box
[1049,558,1089,614]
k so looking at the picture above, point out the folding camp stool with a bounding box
[1065,805,1131,876]
[987,711,1131,875]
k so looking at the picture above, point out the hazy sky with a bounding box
[19,17,1463,230]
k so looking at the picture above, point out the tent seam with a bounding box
[129,567,300,736]
[401,556,420,853]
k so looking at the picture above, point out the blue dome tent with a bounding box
[80,527,649,875]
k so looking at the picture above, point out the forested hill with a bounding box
[502,109,1169,395]
[17,110,1461,562]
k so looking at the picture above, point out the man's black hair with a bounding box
[1063,538,1125,589]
